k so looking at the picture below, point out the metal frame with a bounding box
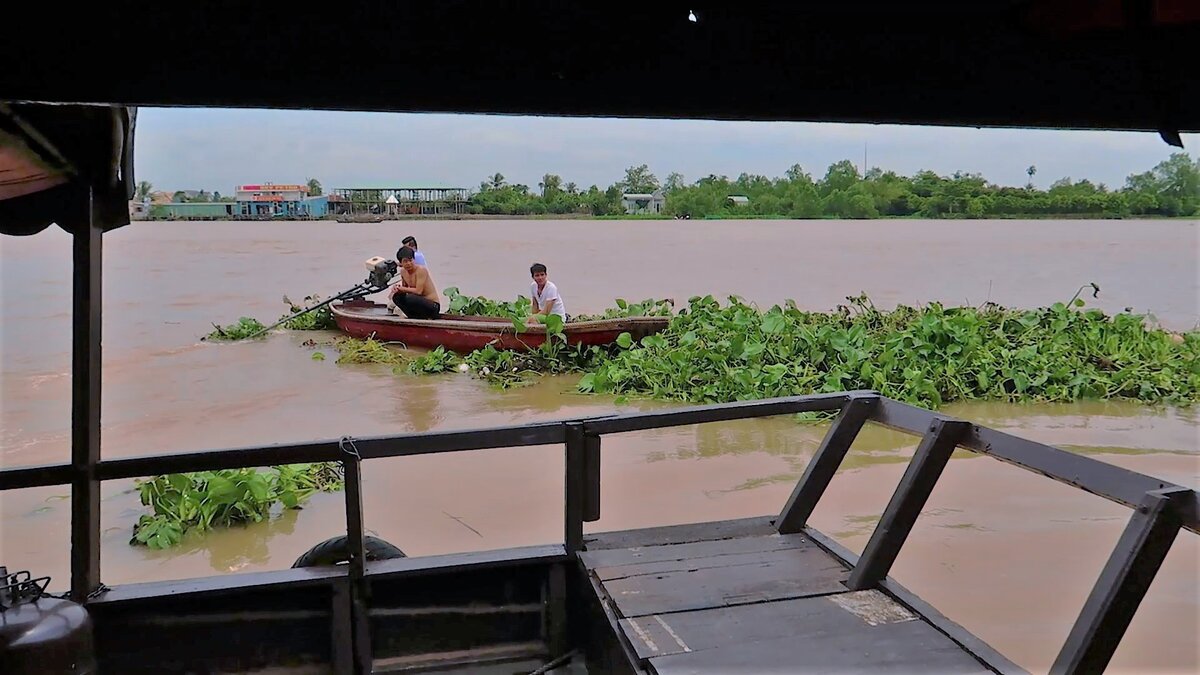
[4,390,1195,674]
[69,187,103,601]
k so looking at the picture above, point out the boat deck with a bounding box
[580,518,992,674]
[6,392,1195,674]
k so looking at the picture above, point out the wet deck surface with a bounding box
[581,518,993,674]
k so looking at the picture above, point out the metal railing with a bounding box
[1,389,1196,674]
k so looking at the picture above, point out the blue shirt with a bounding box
[412,250,427,266]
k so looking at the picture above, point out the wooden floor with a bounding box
[580,517,995,674]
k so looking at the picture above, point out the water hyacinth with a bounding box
[580,294,1199,409]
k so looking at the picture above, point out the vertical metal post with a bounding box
[330,578,356,675]
[583,432,601,522]
[564,423,586,553]
[343,456,367,582]
[341,453,372,673]
[70,188,102,602]
[1051,488,1186,675]
[847,419,969,590]
[777,395,876,534]
[546,563,569,657]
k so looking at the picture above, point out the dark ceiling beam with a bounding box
[1,2,1197,132]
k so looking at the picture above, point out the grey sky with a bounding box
[135,107,1197,194]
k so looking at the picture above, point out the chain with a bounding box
[49,582,110,602]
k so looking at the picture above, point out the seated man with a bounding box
[389,247,441,319]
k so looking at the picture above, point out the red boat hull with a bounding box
[332,300,669,353]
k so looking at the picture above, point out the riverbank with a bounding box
[142,212,1199,222]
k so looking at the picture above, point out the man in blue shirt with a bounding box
[400,235,427,266]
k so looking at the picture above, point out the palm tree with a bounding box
[539,173,562,197]
[488,173,506,190]
[135,180,153,202]
[306,178,323,196]
[1026,165,1037,188]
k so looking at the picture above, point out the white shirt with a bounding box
[531,281,566,319]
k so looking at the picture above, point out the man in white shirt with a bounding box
[400,236,427,267]
[528,262,567,323]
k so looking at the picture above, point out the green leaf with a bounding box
[741,341,765,359]
[167,474,192,493]
[311,351,326,361]
[762,313,786,334]
[616,332,633,349]
[578,373,596,392]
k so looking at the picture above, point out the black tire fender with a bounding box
[291,535,406,568]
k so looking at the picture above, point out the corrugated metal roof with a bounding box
[333,185,467,191]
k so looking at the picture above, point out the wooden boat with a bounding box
[332,299,669,352]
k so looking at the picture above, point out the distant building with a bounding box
[621,191,665,214]
[328,186,469,216]
[235,183,311,217]
[301,195,329,217]
[727,195,750,207]
[152,202,237,219]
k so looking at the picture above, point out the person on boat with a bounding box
[400,236,427,266]
[388,247,441,319]
[528,262,567,323]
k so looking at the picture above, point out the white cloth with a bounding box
[531,281,566,318]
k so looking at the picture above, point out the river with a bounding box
[1,219,1197,673]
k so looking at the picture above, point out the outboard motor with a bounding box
[364,256,398,288]
[0,568,95,674]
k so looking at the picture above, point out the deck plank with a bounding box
[600,545,848,617]
[619,590,926,660]
[584,517,777,550]
[647,617,991,674]
[580,531,809,572]
[580,519,1002,674]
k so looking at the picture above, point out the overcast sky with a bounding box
[135,107,1198,194]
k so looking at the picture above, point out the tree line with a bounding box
[469,153,1200,218]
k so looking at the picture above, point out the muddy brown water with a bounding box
[2,219,1197,673]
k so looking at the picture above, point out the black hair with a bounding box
[402,236,418,248]
[530,263,548,275]
[397,247,415,261]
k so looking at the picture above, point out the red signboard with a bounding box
[237,184,306,192]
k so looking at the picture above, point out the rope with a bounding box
[527,650,579,675]
[339,435,362,461]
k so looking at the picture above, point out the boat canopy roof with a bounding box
[2,1,1199,236]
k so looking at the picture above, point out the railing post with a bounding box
[343,454,367,582]
[583,432,601,523]
[331,578,356,675]
[777,394,877,534]
[564,423,586,553]
[847,418,969,590]
[1050,488,1187,675]
[340,442,372,674]
[70,188,102,602]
